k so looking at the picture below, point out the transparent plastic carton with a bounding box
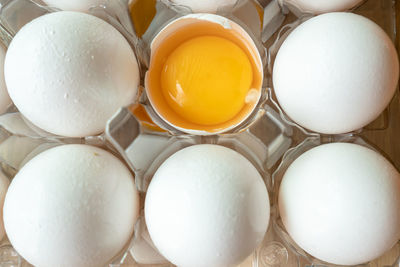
[0,0,397,266]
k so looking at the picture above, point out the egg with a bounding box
[283,0,363,14]
[145,144,270,267]
[42,0,104,12]
[4,144,140,267]
[272,13,399,134]
[0,44,11,114]
[169,0,238,13]
[5,11,139,137]
[278,142,400,265]
[0,171,9,241]
[145,14,263,134]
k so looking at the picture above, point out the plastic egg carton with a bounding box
[0,0,397,266]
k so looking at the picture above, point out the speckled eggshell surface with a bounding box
[42,0,104,12]
[284,0,363,14]
[5,11,139,137]
[3,144,140,267]
[170,0,238,13]
[279,143,400,265]
[273,12,399,134]
[145,144,270,267]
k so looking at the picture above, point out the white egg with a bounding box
[42,0,104,12]
[279,143,400,265]
[0,171,9,241]
[0,45,11,114]
[5,11,139,137]
[4,144,140,267]
[283,0,363,14]
[170,0,238,13]
[145,144,270,267]
[273,13,399,134]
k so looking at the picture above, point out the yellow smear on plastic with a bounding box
[129,0,156,37]
[130,104,166,132]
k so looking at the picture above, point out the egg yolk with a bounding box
[160,36,253,125]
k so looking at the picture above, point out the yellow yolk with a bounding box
[160,36,253,126]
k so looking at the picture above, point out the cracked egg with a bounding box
[145,14,263,135]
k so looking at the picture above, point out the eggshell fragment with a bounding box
[4,144,140,267]
[145,144,270,267]
[273,13,399,134]
[5,11,139,137]
[279,143,400,265]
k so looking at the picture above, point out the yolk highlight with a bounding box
[160,36,253,126]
